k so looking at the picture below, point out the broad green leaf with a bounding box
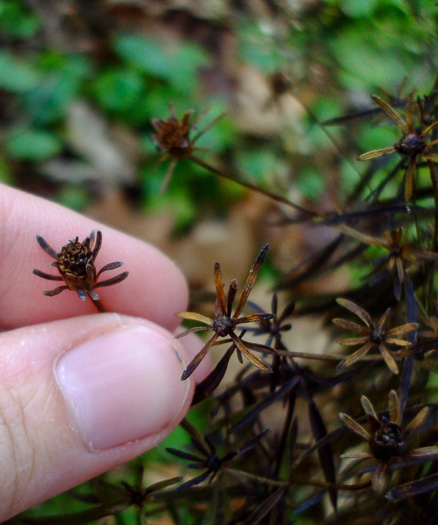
[0,0,40,39]
[0,51,40,92]
[23,55,91,125]
[92,68,145,113]
[113,35,175,80]
[7,128,62,161]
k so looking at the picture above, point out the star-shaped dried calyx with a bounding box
[176,244,276,380]
[338,225,438,300]
[167,419,268,491]
[333,298,418,374]
[339,390,438,493]
[33,230,128,306]
[151,104,222,192]
[357,92,438,200]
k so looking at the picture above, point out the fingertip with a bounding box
[0,184,189,330]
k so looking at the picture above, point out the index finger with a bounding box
[0,184,188,330]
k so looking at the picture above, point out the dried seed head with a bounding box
[151,111,194,159]
[269,72,292,98]
[369,420,405,461]
[394,133,426,156]
[212,314,236,337]
[33,230,128,303]
[56,235,96,294]
[176,243,275,380]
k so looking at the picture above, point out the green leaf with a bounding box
[113,35,208,96]
[0,0,40,39]
[0,155,12,184]
[92,68,145,113]
[113,35,175,81]
[169,43,208,94]
[339,0,379,17]
[237,22,283,72]
[296,169,326,201]
[236,148,286,185]
[56,184,90,211]
[23,54,91,125]
[7,128,62,161]
[0,51,40,92]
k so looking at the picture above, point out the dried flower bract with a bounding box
[33,230,129,302]
[357,93,438,200]
[340,390,438,493]
[333,298,417,374]
[176,244,275,380]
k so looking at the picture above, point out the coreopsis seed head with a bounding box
[394,133,426,156]
[176,244,276,380]
[151,108,194,160]
[340,390,438,493]
[269,72,292,98]
[369,418,405,461]
[56,235,97,294]
[356,92,438,200]
[33,230,129,302]
[338,224,438,300]
[333,298,418,374]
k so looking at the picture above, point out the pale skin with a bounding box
[0,184,207,520]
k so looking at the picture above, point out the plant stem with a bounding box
[190,155,317,217]
[90,297,106,313]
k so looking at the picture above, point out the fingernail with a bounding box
[55,326,191,451]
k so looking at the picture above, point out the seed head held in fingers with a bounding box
[33,230,129,311]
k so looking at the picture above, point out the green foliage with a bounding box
[7,128,62,161]
[0,0,40,39]
[92,68,145,117]
[113,35,209,95]
[23,54,90,125]
[5,2,438,524]
[0,51,40,92]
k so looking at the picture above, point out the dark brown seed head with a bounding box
[369,420,405,461]
[33,230,128,302]
[370,327,384,344]
[212,314,236,337]
[269,72,292,97]
[394,133,426,156]
[151,112,194,159]
[55,235,96,293]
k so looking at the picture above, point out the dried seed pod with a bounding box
[33,230,129,303]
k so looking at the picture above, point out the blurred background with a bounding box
[2,1,438,522]
[1,0,436,291]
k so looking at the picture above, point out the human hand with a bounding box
[0,184,205,521]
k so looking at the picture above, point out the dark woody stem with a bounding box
[427,160,438,252]
[189,155,317,217]
[223,469,371,491]
[90,296,106,313]
[400,274,417,414]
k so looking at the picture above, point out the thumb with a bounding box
[0,313,194,521]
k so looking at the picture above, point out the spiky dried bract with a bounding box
[340,390,438,493]
[334,298,418,374]
[33,230,128,302]
[176,244,275,380]
[151,107,194,160]
[356,93,438,200]
[167,423,268,491]
[338,225,438,300]
[151,104,223,192]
